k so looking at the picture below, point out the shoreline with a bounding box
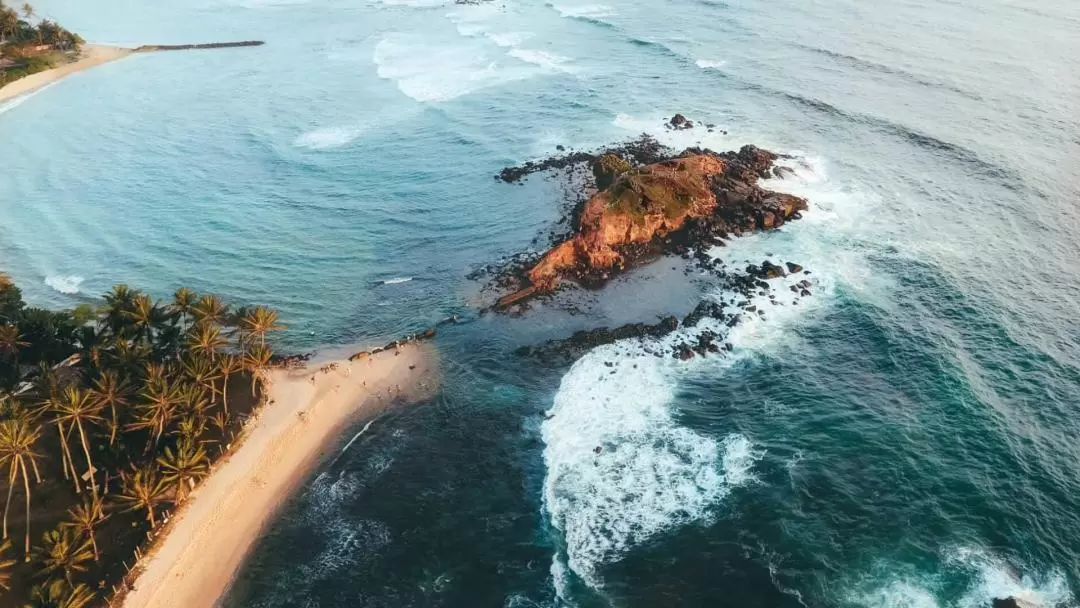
[117,342,439,608]
[0,44,133,104]
[0,40,265,106]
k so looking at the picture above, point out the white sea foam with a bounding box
[947,547,1073,608]
[44,275,83,295]
[373,34,534,102]
[374,0,450,6]
[0,82,58,115]
[382,276,414,284]
[542,335,763,591]
[487,31,534,48]
[848,547,1075,608]
[551,3,616,19]
[696,58,727,69]
[508,48,576,72]
[294,125,367,150]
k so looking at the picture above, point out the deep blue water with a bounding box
[3,0,1080,605]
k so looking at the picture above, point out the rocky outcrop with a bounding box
[992,598,1040,608]
[494,144,807,309]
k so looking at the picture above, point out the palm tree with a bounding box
[117,465,169,527]
[170,287,198,326]
[176,382,209,417]
[192,295,227,328]
[0,538,16,591]
[142,361,168,389]
[183,355,221,404]
[216,353,243,414]
[126,294,160,345]
[0,8,19,44]
[240,306,284,348]
[102,284,135,336]
[25,579,97,608]
[243,344,274,394]
[157,439,208,504]
[33,526,93,586]
[90,369,131,445]
[49,388,104,497]
[186,323,227,362]
[0,417,43,557]
[210,409,231,441]
[62,495,107,562]
[0,323,28,362]
[128,381,180,451]
[172,412,207,444]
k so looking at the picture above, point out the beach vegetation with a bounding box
[0,272,282,605]
[0,2,83,88]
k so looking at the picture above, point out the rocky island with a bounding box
[493,133,807,310]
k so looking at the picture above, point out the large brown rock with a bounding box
[495,146,807,309]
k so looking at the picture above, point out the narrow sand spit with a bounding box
[120,342,438,608]
[0,44,132,104]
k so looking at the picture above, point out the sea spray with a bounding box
[541,334,764,592]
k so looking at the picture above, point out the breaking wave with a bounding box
[294,125,367,150]
[845,547,1075,608]
[372,33,535,102]
[542,338,763,592]
[44,275,83,295]
[696,58,727,69]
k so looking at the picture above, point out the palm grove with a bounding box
[0,273,282,606]
[0,2,83,88]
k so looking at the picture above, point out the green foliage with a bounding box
[0,1,82,88]
[0,273,281,604]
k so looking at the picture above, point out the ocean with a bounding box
[2,0,1079,605]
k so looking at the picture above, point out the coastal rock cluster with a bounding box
[479,116,821,362]
[493,132,807,310]
[516,256,815,363]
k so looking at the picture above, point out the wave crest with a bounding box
[44,275,83,295]
[542,339,762,591]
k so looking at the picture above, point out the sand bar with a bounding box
[0,44,132,104]
[120,343,438,608]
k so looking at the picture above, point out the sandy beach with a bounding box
[0,44,132,104]
[119,343,438,608]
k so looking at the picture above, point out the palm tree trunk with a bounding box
[19,458,31,558]
[3,465,15,540]
[90,530,99,561]
[109,403,119,446]
[76,421,98,497]
[57,422,81,493]
[147,505,155,527]
[57,422,71,480]
[222,373,230,415]
[29,455,41,484]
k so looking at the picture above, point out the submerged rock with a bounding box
[992,598,1041,608]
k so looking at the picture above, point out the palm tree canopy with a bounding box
[24,578,96,608]
[33,527,93,583]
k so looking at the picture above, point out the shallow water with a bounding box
[3,0,1080,605]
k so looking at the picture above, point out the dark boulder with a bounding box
[992,598,1039,608]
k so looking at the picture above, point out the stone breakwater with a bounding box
[134,41,265,53]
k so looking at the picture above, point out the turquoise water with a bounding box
[3,0,1080,605]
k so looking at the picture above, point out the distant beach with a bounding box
[0,43,131,104]
[118,343,438,608]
